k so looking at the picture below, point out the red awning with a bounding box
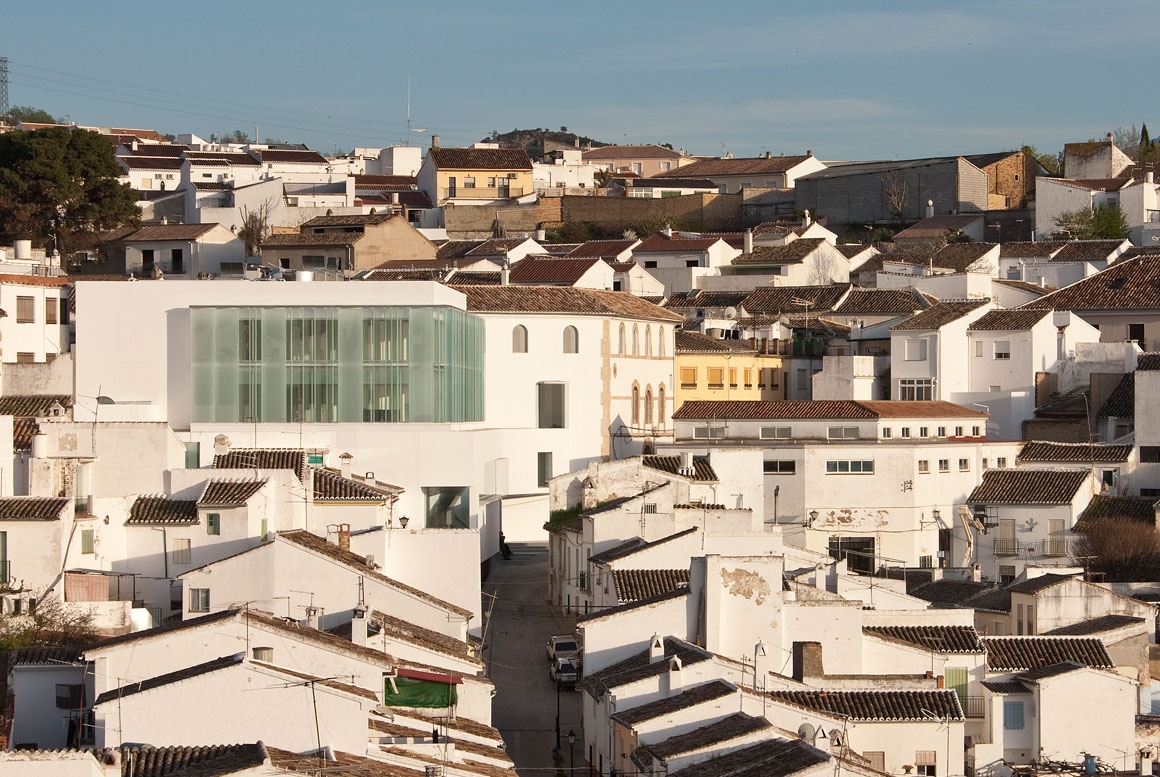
[395,667,463,685]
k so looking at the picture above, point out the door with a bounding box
[141,249,155,275]
[498,175,510,198]
[998,518,1016,556]
[447,176,456,198]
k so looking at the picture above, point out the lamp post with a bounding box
[773,485,780,525]
[568,730,576,774]
[555,679,562,748]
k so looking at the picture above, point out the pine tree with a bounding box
[1141,123,1153,164]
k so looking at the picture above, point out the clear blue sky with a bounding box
[2,0,1152,160]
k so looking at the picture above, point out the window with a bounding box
[207,513,221,535]
[562,325,578,353]
[60,297,70,325]
[937,426,946,437]
[645,326,652,356]
[904,339,928,361]
[81,529,94,555]
[631,386,640,424]
[916,752,937,777]
[680,367,697,388]
[982,458,989,469]
[661,162,672,172]
[919,426,928,438]
[828,536,875,574]
[694,426,725,439]
[463,176,476,188]
[938,459,950,473]
[172,538,192,565]
[189,588,210,613]
[882,428,892,439]
[658,328,665,357]
[171,248,184,274]
[918,460,930,474]
[999,565,1016,585]
[763,460,796,474]
[827,426,859,440]
[959,458,970,472]
[994,341,1011,360]
[708,367,724,388]
[644,388,653,425]
[975,340,984,357]
[45,299,57,324]
[618,324,626,355]
[826,460,874,474]
[1141,447,1160,463]
[743,369,752,388]
[728,368,737,388]
[56,683,84,709]
[538,382,566,428]
[1003,700,1025,730]
[423,486,469,528]
[899,378,933,401]
[902,427,911,438]
[658,385,665,419]
[537,452,553,487]
[866,754,886,773]
[512,325,528,353]
[954,426,963,437]
[16,296,34,323]
[1130,323,1146,348]
[184,441,200,469]
[632,325,639,356]
[760,426,791,440]
[972,426,981,436]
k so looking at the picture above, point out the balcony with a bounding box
[994,538,1018,557]
[441,186,525,200]
[1041,538,1070,557]
[964,696,986,718]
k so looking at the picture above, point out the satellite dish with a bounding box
[724,306,738,319]
[797,723,817,743]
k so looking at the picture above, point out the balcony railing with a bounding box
[1041,539,1070,557]
[441,186,524,200]
[964,696,986,718]
[994,538,1018,556]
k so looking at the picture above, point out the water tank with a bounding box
[14,239,32,260]
[296,270,314,282]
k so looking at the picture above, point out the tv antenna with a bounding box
[405,77,426,145]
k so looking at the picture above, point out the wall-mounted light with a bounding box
[808,510,819,527]
[399,516,410,529]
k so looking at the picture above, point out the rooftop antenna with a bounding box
[404,76,426,146]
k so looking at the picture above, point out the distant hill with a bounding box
[482,128,609,158]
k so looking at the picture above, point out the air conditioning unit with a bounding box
[507,173,518,179]
[155,174,163,179]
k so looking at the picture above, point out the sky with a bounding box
[2,0,1154,161]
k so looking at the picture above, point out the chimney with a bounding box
[803,209,812,228]
[972,563,982,582]
[1038,276,1046,288]
[431,135,440,149]
[744,229,753,255]
[305,605,320,630]
[337,523,351,550]
[339,452,353,479]
[925,199,935,219]
[390,192,399,204]
[536,228,546,241]
[102,748,121,777]
[679,451,696,477]
[792,641,824,682]
[160,216,168,225]
[1140,749,1153,776]
[501,258,510,286]
[937,674,945,688]
[649,633,665,664]
[662,223,672,238]
[806,149,813,157]
[581,475,597,510]
[1148,171,1155,185]
[351,604,368,647]
[667,656,683,692]
[1107,132,1114,144]
[213,434,230,456]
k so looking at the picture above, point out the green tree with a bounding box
[1141,123,1155,164]
[0,594,98,650]
[5,105,60,125]
[1053,204,1128,240]
[1020,144,1060,175]
[0,127,140,256]
[210,129,251,144]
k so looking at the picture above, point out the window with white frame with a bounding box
[189,588,210,612]
[826,460,874,474]
[760,426,791,440]
[937,426,946,437]
[959,458,970,471]
[882,427,892,439]
[694,425,725,439]
[899,378,934,401]
[763,460,796,474]
[901,427,911,438]
[827,426,859,440]
[919,426,928,437]
[994,341,1011,359]
[918,459,930,474]
[938,459,949,473]
[904,339,928,361]
[1003,700,1025,730]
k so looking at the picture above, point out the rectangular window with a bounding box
[902,427,911,438]
[743,369,752,388]
[954,426,963,437]
[16,296,34,323]
[45,299,57,324]
[882,427,892,439]
[973,426,981,436]
[904,339,928,361]
[1142,447,1160,463]
[760,426,791,440]
[81,529,94,555]
[919,426,928,438]
[975,340,984,357]
[827,426,859,440]
[184,441,200,469]
[55,684,84,709]
[828,536,875,574]
[916,752,937,776]
[707,367,724,389]
[898,378,934,401]
[423,486,469,528]
[937,426,946,437]
[693,425,725,439]
[463,176,476,188]
[260,518,268,542]
[938,459,950,473]
[1016,603,1024,634]
[763,460,796,474]
[537,452,553,487]
[680,367,697,388]
[728,368,737,388]
[171,248,184,274]
[538,382,566,428]
[60,297,70,325]
[172,538,192,565]
[207,513,221,535]
[999,565,1016,585]
[189,588,210,613]
[959,458,970,472]
[1004,701,1025,730]
[826,460,874,474]
[994,341,1011,360]
[918,460,930,474]
[982,458,989,469]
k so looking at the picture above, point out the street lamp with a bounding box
[773,485,780,525]
[555,679,562,748]
[568,730,576,774]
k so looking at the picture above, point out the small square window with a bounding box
[901,427,911,438]
[919,426,928,438]
[938,459,950,473]
[997,457,1007,468]
[918,460,930,474]
[959,458,970,471]
[882,428,892,439]
[189,588,210,613]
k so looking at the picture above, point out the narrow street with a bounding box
[484,542,584,777]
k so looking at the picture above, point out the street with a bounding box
[484,542,584,777]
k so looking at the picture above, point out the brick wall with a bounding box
[443,203,540,239]
[558,192,744,231]
[982,153,1036,209]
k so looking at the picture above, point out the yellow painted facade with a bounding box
[673,351,786,409]
[436,167,534,201]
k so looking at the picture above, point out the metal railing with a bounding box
[1041,539,1070,557]
[964,696,986,718]
[994,538,1018,556]
[441,186,524,200]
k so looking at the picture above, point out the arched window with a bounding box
[632,325,640,356]
[645,326,652,356]
[658,327,666,357]
[618,323,626,355]
[512,325,528,353]
[631,385,640,425]
[563,325,579,354]
[658,384,666,422]
[644,387,653,425]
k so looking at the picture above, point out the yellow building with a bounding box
[418,144,534,205]
[674,330,785,410]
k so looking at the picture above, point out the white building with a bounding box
[890,299,995,401]
[0,275,70,364]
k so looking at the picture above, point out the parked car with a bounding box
[546,634,580,663]
[550,656,580,687]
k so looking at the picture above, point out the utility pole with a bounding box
[0,57,9,121]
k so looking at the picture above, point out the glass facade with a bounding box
[191,306,484,424]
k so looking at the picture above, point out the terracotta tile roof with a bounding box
[89,608,239,651]
[312,467,398,502]
[930,242,998,272]
[612,680,736,726]
[1098,373,1134,418]
[891,299,990,330]
[428,147,532,171]
[191,181,232,191]
[8,645,83,665]
[980,636,1114,672]
[118,156,185,170]
[589,527,698,565]
[1043,615,1146,635]
[120,143,190,157]
[0,497,68,521]
[732,239,827,266]
[967,469,1089,505]
[635,712,771,767]
[642,454,718,481]
[1001,242,1066,259]
[250,148,329,164]
[1137,353,1160,371]
[127,496,199,525]
[1050,240,1128,263]
[654,155,814,177]
[864,625,984,653]
[1006,573,1078,594]
[832,287,929,316]
[0,394,71,417]
[635,178,719,190]
[740,284,850,314]
[634,233,722,253]
[674,399,983,422]
[583,144,684,160]
[372,610,481,665]
[354,174,418,188]
[465,237,529,256]
[769,689,963,721]
[267,746,419,777]
[674,330,755,354]
[120,743,268,777]
[435,240,482,260]
[122,224,219,242]
[613,569,691,604]
[460,286,682,322]
[1051,177,1131,192]
[198,479,267,507]
[301,213,394,227]
[214,449,306,482]
[1028,256,1160,312]
[968,309,1052,330]
[365,268,454,282]
[1017,441,1132,463]
[665,290,749,309]
[565,239,638,259]
[578,587,691,623]
[893,215,984,240]
[278,530,472,617]
[583,637,712,696]
[909,579,993,608]
[447,271,502,285]
[664,738,829,777]
[507,256,602,285]
[836,244,876,259]
[253,659,378,700]
[980,679,1029,694]
[261,232,361,247]
[93,654,243,706]
[963,586,1012,614]
[1074,495,1158,531]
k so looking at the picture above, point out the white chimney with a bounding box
[213,434,230,456]
[649,634,665,664]
[679,451,696,477]
[339,452,353,479]
[802,209,811,228]
[1140,749,1153,776]
[1148,172,1155,185]
[390,192,400,204]
[667,656,683,691]
[501,257,510,286]
[305,606,321,630]
[925,200,935,219]
[744,229,753,255]
[1038,276,1046,288]
[101,748,121,777]
[662,223,672,237]
[351,605,368,647]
